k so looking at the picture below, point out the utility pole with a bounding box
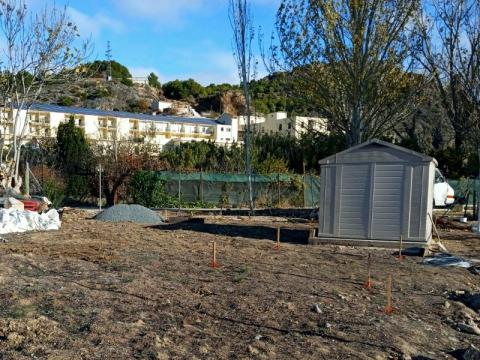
[106,41,112,81]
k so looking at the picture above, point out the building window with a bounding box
[288,123,292,130]
[279,124,282,131]
[221,127,224,131]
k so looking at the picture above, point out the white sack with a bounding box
[0,208,61,234]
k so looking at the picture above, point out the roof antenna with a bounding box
[106,41,112,81]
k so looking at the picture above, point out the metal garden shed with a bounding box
[312,139,437,247]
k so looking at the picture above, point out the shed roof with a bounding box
[319,139,437,165]
[20,103,219,126]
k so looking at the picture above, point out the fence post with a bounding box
[200,169,204,202]
[302,162,306,208]
[473,188,477,219]
[277,172,281,207]
[178,170,181,212]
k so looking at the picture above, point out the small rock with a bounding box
[338,294,348,301]
[254,334,263,341]
[311,304,322,314]
[457,322,480,336]
[248,345,259,355]
[325,322,332,329]
[286,302,295,311]
[445,301,451,309]
[463,344,480,360]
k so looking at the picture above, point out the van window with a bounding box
[435,169,446,184]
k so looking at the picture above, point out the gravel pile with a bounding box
[95,204,163,225]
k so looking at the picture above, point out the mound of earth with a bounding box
[95,204,163,225]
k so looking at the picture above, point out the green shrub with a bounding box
[130,171,177,208]
[57,96,74,106]
[65,175,91,201]
[121,77,133,86]
[43,179,65,208]
[129,171,215,208]
[96,87,111,98]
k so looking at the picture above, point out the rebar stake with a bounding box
[364,253,372,289]
[274,227,280,250]
[384,274,394,315]
[397,234,405,261]
[210,241,219,268]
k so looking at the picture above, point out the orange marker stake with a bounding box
[210,241,219,268]
[397,235,405,261]
[384,274,394,315]
[274,227,280,250]
[364,253,372,289]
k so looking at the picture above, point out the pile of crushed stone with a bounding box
[95,204,163,225]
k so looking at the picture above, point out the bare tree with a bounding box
[416,0,480,153]
[93,142,159,206]
[0,0,89,190]
[264,0,422,147]
[229,0,255,213]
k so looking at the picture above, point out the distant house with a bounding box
[234,111,328,139]
[2,103,239,149]
[151,100,173,113]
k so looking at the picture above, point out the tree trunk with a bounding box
[348,108,362,147]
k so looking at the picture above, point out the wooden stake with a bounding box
[364,253,372,289]
[384,274,394,315]
[210,241,219,268]
[397,234,405,260]
[274,227,280,250]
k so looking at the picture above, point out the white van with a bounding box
[434,168,455,207]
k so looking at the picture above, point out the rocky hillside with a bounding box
[39,78,246,118]
[40,79,164,113]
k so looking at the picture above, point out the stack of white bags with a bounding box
[0,207,61,234]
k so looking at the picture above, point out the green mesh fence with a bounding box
[156,171,321,208]
[447,179,479,206]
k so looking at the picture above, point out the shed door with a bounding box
[371,164,404,240]
[339,164,370,238]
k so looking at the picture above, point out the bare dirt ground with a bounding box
[0,209,478,359]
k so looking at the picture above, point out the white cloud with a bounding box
[67,7,125,38]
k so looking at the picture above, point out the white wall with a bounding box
[116,117,130,139]
[83,115,99,138]
[152,100,173,112]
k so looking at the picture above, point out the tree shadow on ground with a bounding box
[151,218,310,245]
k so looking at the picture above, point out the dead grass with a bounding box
[0,209,477,359]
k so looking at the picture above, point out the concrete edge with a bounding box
[308,236,428,249]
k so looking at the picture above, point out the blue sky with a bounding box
[30,0,280,85]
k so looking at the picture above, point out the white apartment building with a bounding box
[235,111,328,139]
[1,104,238,148]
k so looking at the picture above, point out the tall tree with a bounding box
[56,117,93,200]
[0,0,89,186]
[416,0,480,154]
[266,0,421,146]
[230,0,255,212]
[148,72,161,89]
